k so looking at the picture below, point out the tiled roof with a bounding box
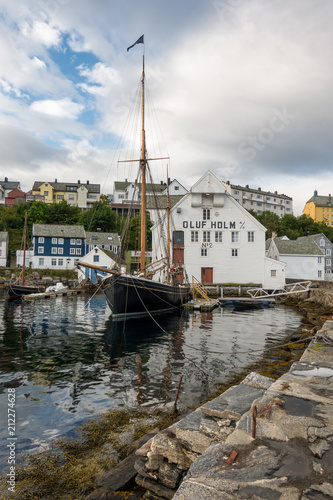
[146,195,184,209]
[274,239,324,255]
[226,182,292,200]
[32,181,100,193]
[0,181,20,190]
[33,224,86,238]
[305,194,333,206]
[100,248,126,265]
[86,231,121,247]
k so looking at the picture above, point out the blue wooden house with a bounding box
[31,224,86,270]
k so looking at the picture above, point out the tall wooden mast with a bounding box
[140,54,146,273]
[22,212,27,285]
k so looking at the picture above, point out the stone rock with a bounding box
[146,451,164,470]
[150,429,198,469]
[242,371,274,390]
[224,428,254,446]
[201,383,266,420]
[308,439,331,458]
[134,458,158,481]
[301,482,333,499]
[135,474,177,500]
[159,461,182,489]
[143,491,162,500]
[267,378,333,406]
[85,487,121,499]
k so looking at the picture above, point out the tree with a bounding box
[79,201,117,232]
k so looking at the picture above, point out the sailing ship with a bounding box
[7,214,45,299]
[78,41,191,318]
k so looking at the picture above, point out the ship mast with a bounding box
[140,54,146,273]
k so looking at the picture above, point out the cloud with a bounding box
[77,62,121,96]
[20,20,61,48]
[30,98,84,119]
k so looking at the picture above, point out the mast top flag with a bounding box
[127,35,144,52]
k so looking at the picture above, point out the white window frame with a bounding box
[326,249,331,255]
[38,237,44,243]
[70,238,76,245]
[58,238,64,245]
[203,231,211,243]
[51,247,57,254]
[215,231,222,243]
[191,231,198,242]
[51,258,57,266]
[38,247,44,254]
[52,237,57,244]
[203,209,210,221]
[58,248,63,255]
[39,258,44,266]
[58,259,64,266]
[248,231,255,243]
[326,259,331,266]
[231,232,239,243]
[76,239,82,245]
[201,248,208,257]
[70,248,76,255]
[271,270,277,277]
[76,248,81,255]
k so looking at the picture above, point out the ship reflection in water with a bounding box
[0,291,301,465]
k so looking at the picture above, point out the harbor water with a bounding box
[0,290,302,470]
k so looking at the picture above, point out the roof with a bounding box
[100,248,126,265]
[274,238,324,255]
[305,193,333,207]
[7,188,25,198]
[224,182,292,200]
[114,181,130,191]
[297,233,327,242]
[32,181,100,194]
[146,195,184,210]
[0,180,20,190]
[33,224,86,238]
[86,231,121,247]
[114,180,167,194]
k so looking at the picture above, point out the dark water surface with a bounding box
[0,291,301,469]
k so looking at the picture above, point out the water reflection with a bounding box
[0,291,301,467]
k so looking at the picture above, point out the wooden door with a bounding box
[201,267,213,284]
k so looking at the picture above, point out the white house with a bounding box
[85,231,121,255]
[266,236,325,280]
[151,171,286,288]
[0,231,9,266]
[77,247,126,283]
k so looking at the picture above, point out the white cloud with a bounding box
[20,20,61,48]
[30,98,84,119]
[77,62,120,96]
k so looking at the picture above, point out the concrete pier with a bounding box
[135,320,333,499]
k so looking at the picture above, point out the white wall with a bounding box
[279,254,325,280]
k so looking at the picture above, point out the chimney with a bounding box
[314,189,318,196]
[161,181,163,185]
[329,194,332,206]
[246,184,249,188]
[5,177,8,182]
[78,180,80,184]
[258,187,261,191]
[55,178,57,183]
[87,180,89,185]
[271,231,277,239]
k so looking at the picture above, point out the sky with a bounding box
[0,0,332,215]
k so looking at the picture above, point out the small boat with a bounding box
[78,38,191,318]
[221,297,274,310]
[7,214,45,299]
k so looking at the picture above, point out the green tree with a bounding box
[47,200,81,224]
[79,201,117,231]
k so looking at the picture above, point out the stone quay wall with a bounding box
[135,320,333,499]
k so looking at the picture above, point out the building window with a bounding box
[58,259,63,266]
[38,247,44,254]
[57,195,64,199]
[203,231,211,243]
[68,194,74,200]
[93,255,99,262]
[58,238,64,245]
[76,248,81,255]
[231,249,238,257]
[234,190,239,195]
[231,231,239,243]
[271,270,277,277]
[327,269,331,273]
[215,231,222,242]
[52,238,57,244]
[118,194,125,199]
[248,231,255,243]
[201,248,208,257]
[191,231,198,242]
[203,209,210,221]
[70,248,76,255]
[175,186,179,191]
[51,248,57,254]
[39,258,44,266]
[58,248,63,255]
[257,202,262,206]
[44,191,48,196]
[318,270,322,278]
[51,258,57,266]
[326,259,331,266]
[76,239,82,245]
[173,231,184,245]
[318,257,322,263]
[70,238,76,245]
[38,237,44,243]
[326,249,331,255]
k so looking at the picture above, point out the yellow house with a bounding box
[32,179,100,208]
[303,190,333,226]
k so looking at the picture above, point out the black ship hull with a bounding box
[7,284,45,299]
[101,274,191,318]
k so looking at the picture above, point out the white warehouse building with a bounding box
[151,171,286,288]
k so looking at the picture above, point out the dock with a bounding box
[219,297,275,309]
[183,299,219,312]
[22,289,83,301]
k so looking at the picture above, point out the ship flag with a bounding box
[127,35,144,52]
